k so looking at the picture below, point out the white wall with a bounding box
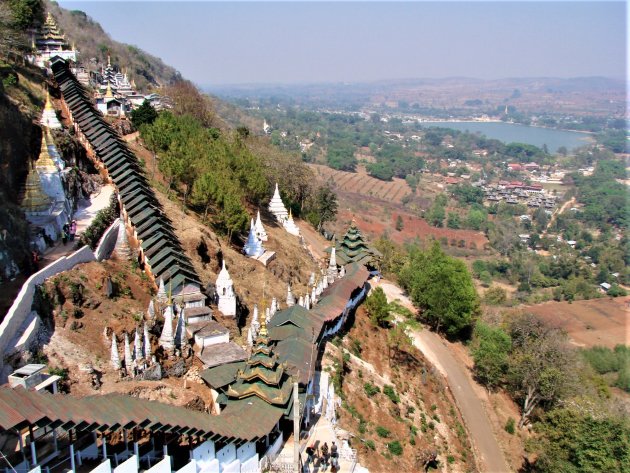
[220,459,240,473]
[114,455,137,473]
[197,458,219,473]
[145,456,170,473]
[191,440,215,470]
[236,443,255,462]
[90,459,112,473]
[239,454,259,473]
[94,219,121,261]
[215,444,236,468]
[0,245,95,379]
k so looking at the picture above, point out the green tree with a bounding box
[399,242,480,337]
[471,322,511,389]
[364,287,391,327]
[395,215,404,231]
[533,407,630,472]
[446,212,461,229]
[507,314,576,428]
[305,185,338,231]
[130,100,158,128]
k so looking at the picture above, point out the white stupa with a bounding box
[327,247,338,284]
[255,210,268,241]
[40,92,62,129]
[216,260,237,316]
[134,329,143,362]
[110,334,121,370]
[268,183,288,222]
[143,323,152,360]
[124,332,133,371]
[283,209,300,236]
[244,218,265,257]
[287,284,295,307]
[157,278,167,303]
[159,304,175,353]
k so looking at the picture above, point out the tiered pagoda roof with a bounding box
[331,221,381,268]
[35,13,71,52]
[225,320,293,406]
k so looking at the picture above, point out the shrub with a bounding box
[365,440,375,451]
[376,426,391,438]
[383,385,400,404]
[447,455,456,464]
[505,417,516,435]
[364,382,381,397]
[387,441,403,456]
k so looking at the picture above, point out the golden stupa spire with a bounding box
[44,127,55,146]
[105,82,114,98]
[44,91,54,111]
[36,133,57,172]
[258,280,269,339]
[21,162,51,212]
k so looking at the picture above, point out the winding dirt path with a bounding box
[544,196,576,234]
[376,280,512,473]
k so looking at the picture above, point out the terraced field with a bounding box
[310,164,411,203]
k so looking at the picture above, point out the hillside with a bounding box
[46,1,181,91]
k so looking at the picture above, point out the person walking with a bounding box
[330,441,338,470]
[62,222,69,245]
[69,219,77,241]
[321,442,329,470]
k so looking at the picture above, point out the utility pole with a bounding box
[293,378,300,473]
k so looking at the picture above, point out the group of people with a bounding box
[305,441,339,472]
[62,219,77,245]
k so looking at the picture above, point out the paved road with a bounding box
[376,280,511,473]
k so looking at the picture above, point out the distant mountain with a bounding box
[47,1,181,91]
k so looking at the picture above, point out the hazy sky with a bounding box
[58,1,627,85]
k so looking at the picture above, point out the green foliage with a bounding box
[452,183,484,204]
[387,440,403,456]
[383,385,400,404]
[364,440,376,451]
[304,185,338,230]
[581,345,630,393]
[571,159,627,228]
[364,382,381,397]
[399,241,480,337]
[533,407,630,472]
[471,322,512,389]
[78,195,119,250]
[367,162,395,181]
[484,285,507,305]
[7,0,44,29]
[365,287,392,327]
[446,212,460,229]
[427,195,446,227]
[395,215,404,231]
[141,111,268,239]
[327,140,357,171]
[505,417,516,435]
[376,426,391,438]
[130,100,157,128]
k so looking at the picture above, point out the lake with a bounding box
[419,121,592,152]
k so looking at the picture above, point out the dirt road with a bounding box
[376,280,511,473]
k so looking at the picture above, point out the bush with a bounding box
[383,385,400,404]
[505,417,516,435]
[364,382,381,397]
[387,440,403,456]
[365,440,375,451]
[77,195,119,250]
[376,426,391,438]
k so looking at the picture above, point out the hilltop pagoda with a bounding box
[328,221,381,270]
[30,12,77,68]
[268,183,288,222]
[225,319,293,406]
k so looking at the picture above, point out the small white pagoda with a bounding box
[255,210,268,241]
[216,260,237,317]
[244,219,265,258]
[283,209,300,236]
[268,183,288,222]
